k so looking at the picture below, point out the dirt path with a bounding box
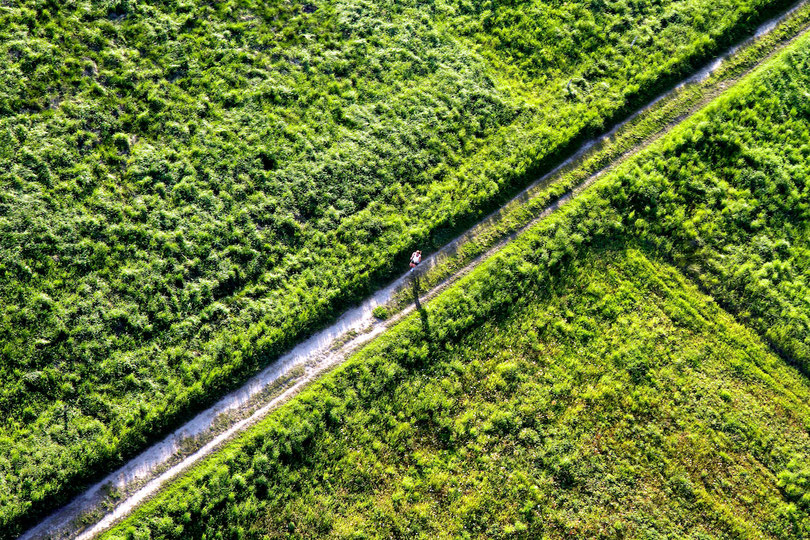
[21,3,809,538]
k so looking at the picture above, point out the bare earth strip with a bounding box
[20,3,810,538]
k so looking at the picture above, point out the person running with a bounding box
[409,250,422,271]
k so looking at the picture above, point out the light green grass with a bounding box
[3,0,802,532]
[106,248,810,538]
[104,27,810,539]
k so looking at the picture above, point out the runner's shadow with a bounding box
[411,274,432,345]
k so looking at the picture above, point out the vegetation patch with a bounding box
[105,30,810,539]
[3,0,800,531]
[105,249,810,539]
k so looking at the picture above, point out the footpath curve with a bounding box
[21,2,810,538]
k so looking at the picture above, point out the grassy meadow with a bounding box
[2,0,800,532]
[108,248,810,539]
[104,24,810,540]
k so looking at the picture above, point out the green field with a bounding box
[104,25,810,540]
[108,249,810,539]
[3,0,800,531]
